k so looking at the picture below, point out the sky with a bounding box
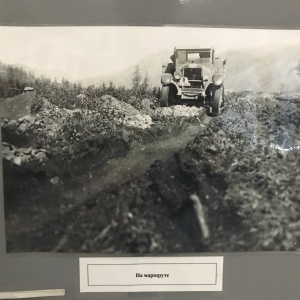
[0,26,299,81]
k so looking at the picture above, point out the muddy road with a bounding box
[4,91,300,253]
[4,110,210,251]
[70,117,210,201]
[48,116,211,217]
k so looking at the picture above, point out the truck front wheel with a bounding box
[211,85,223,116]
[160,86,170,107]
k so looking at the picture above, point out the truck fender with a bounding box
[161,73,172,85]
[212,74,224,86]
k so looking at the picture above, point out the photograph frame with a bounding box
[1,0,300,299]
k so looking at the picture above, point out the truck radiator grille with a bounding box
[183,68,202,81]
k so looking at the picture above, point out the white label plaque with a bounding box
[80,256,223,292]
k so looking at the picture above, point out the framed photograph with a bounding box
[1,0,300,299]
[2,26,300,254]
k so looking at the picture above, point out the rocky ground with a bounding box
[3,91,300,253]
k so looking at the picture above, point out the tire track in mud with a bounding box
[6,111,211,252]
[64,116,211,207]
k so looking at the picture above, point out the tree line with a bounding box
[0,62,35,98]
[0,61,161,109]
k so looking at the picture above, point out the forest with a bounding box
[0,61,161,111]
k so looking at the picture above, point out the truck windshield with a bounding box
[176,50,211,64]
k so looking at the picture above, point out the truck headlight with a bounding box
[174,70,182,80]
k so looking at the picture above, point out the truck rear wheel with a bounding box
[211,85,223,116]
[221,85,225,108]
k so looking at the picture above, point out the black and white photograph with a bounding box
[1,26,300,253]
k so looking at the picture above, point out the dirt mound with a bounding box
[124,114,153,130]
[2,142,48,166]
[154,105,204,118]
[100,95,153,129]
[100,95,140,116]
[2,94,152,162]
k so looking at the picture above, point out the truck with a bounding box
[160,46,226,116]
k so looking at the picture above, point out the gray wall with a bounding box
[1,0,300,299]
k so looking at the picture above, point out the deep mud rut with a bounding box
[51,117,210,213]
[5,113,210,252]
[78,125,204,192]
